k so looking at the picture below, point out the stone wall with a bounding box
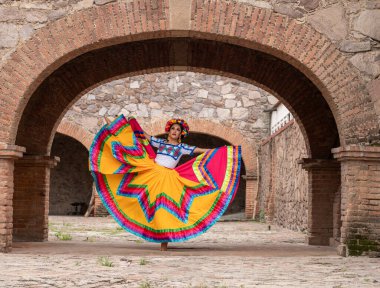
[65,71,273,146]
[0,0,378,82]
[258,120,309,232]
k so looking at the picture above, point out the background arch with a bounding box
[56,120,93,150]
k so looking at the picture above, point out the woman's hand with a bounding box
[128,116,150,140]
[104,116,111,125]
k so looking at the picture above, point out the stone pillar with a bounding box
[13,155,59,242]
[300,158,341,246]
[331,184,342,247]
[0,144,25,252]
[333,145,380,256]
[243,173,258,219]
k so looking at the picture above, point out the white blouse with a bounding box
[150,136,196,169]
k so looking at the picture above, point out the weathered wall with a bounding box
[258,120,309,232]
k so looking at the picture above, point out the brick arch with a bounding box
[56,120,93,151]
[14,38,339,159]
[0,0,378,156]
[0,0,377,155]
[149,118,256,174]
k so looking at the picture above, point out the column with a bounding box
[300,158,341,246]
[94,191,108,216]
[333,145,380,256]
[0,144,25,252]
[243,173,258,219]
[13,155,59,242]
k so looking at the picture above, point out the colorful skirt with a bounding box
[89,115,241,242]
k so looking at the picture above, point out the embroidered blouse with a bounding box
[150,136,196,169]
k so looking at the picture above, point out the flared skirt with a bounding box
[89,115,241,242]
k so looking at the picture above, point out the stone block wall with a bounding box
[65,72,273,146]
[258,120,308,232]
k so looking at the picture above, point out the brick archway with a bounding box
[0,0,379,253]
[0,1,376,150]
[56,120,93,151]
[0,0,378,149]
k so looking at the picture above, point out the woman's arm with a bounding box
[127,116,151,141]
[104,116,111,125]
[143,131,151,141]
[194,147,210,154]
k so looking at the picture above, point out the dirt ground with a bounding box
[0,215,379,287]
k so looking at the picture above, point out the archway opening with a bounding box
[50,133,93,216]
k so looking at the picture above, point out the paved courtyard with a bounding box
[0,216,379,287]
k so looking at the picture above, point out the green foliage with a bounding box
[55,231,72,241]
[139,258,148,265]
[109,227,124,235]
[347,238,379,256]
[258,210,266,222]
[48,222,58,232]
[98,256,114,267]
[139,281,152,288]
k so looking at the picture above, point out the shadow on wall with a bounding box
[50,133,93,216]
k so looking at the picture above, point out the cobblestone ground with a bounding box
[0,216,379,288]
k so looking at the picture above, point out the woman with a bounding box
[144,118,209,250]
[89,115,241,251]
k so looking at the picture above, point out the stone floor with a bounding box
[0,216,379,288]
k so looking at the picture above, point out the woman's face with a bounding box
[169,124,182,141]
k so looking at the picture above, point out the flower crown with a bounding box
[165,119,190,138]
